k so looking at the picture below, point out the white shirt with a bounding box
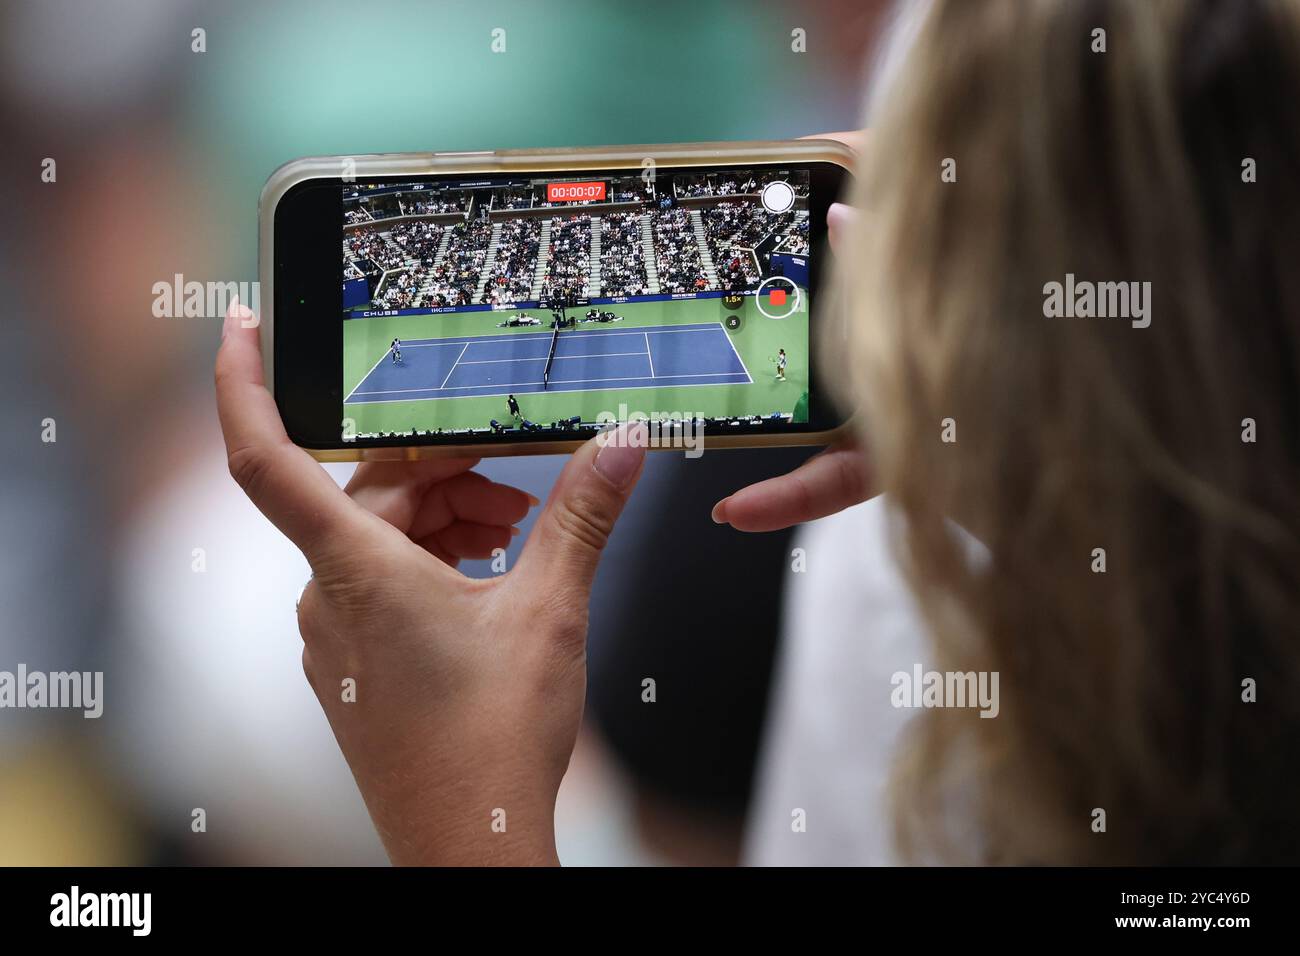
[743,497,934,866]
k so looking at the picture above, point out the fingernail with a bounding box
[711,497,730,524]
[510,526,521,537]
[223,301,254,339]
[594,422,647,488]
[525,493,541,507]
[827,202,855,248]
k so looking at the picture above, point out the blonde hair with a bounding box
[837,0,1300,863]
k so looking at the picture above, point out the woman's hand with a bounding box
[711,441,873,532]
[215,302,646,865]
[711,130,875,532]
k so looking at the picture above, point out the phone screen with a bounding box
[335,165,823,445]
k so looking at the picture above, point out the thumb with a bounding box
[515,421,648,598]
[827,201,857,255]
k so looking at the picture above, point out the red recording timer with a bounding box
[546,180,606,203]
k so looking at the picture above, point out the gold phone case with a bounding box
[259,139,854,462]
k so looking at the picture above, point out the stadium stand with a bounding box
[539,215,592,302]
[374,270,432,310]
[402,195,468,216]
[423,217,493,307]
[651,207,712,293]
[775,213,810,255]
[496,187,533,210]
[344,174,804,312]
[675,171,812,199]
[480,218,542,305]
[344,226,406,273]
[700,201,796,290]
[386,220,443,268]
[599,212,650,297]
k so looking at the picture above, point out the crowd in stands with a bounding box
[481,218,541,305]
[344,192,467,224]
[703,200,794,253]
[359,195,403,220]
[599,213,649,297]
[433,218,494,306]
[677,174,751,197]
[403,194,467,216]
[714,249,761,290]
[652,208,710,293]
[377,269,436,310]
[675,172,812,198]
[611,187,642,203]
[496,187,533,210]
[717,255,760,290]
[702,201,803,289]
[418,264,470,308]
[346,189,804,310]
[374,270,433,310]
[778,217,810,255]
[344,227,406,273]
[701,202,756,288]
[387,220,443,267]
[536,196,597,208]
[749,171,810,196]
[540,215,592,301]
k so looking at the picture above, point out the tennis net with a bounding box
[542,326,560,389]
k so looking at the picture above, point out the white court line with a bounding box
[395,323,718,350]
[562,325,717,340]
[644,331,655,378]
[350,351,711,398]
[554,351,647,360]
[435,349,661,368]
[643,327,723,336]
[347,373,752,405]
[404,329,554,348]
[401,340,488,349]
[355,379,546,397]
[548,370,746,384]
[344,345,394,402]
[439,342,469,389]
[715,321,754,385]
[394,317,721,348]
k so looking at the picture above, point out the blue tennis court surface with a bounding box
[345,322,753,404]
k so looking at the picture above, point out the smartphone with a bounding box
[260,139,853,460]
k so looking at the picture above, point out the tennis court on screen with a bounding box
[344,322,752,405]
